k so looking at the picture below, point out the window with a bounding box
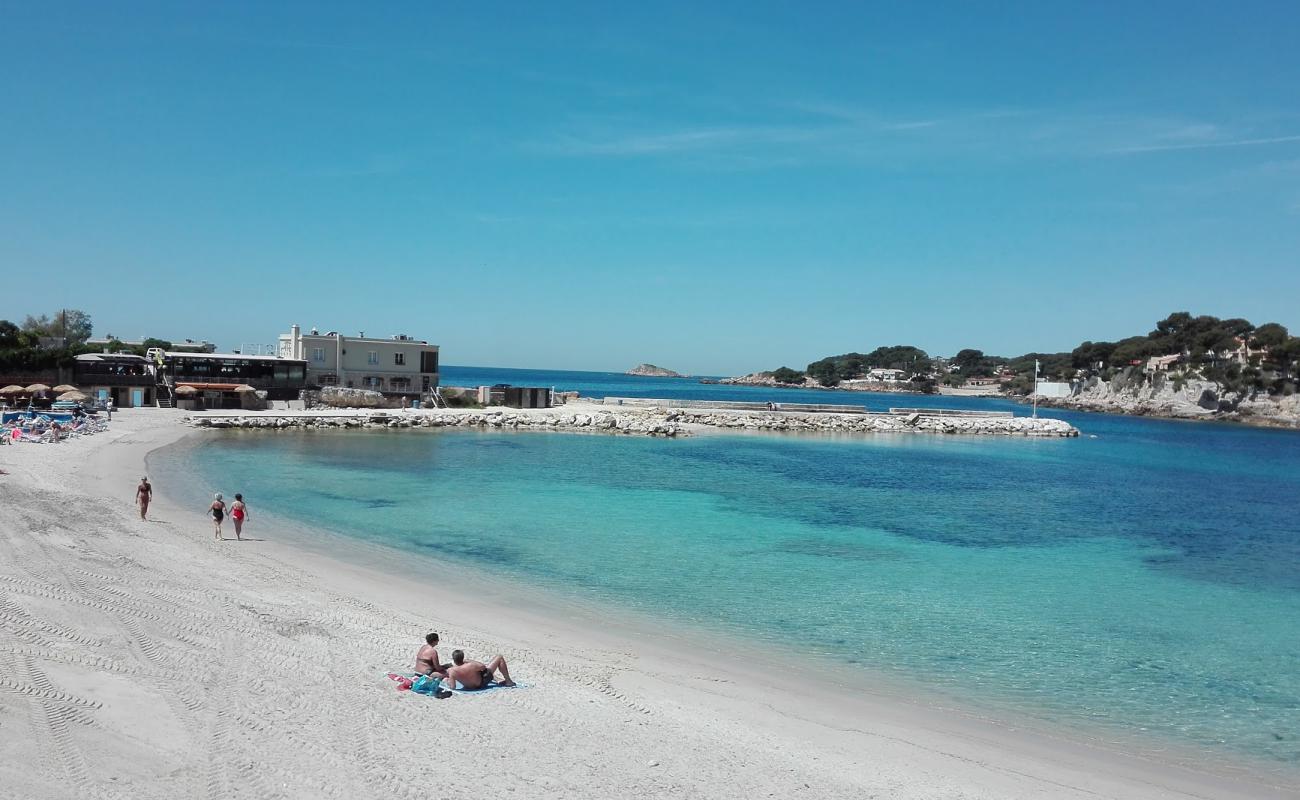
[394,352,406,366]
[420,351,439,373]
[364,376,383,389]
[367,351,378,364]
[320,374,337,385]
[311,347,325,363]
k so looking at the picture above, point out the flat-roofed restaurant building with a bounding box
[277,325,439,397]
[161,351,308,407]
[73,353,156,408]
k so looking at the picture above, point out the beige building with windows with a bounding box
[277,325,439,396]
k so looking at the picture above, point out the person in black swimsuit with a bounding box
[444,649,515,690]
[414,632,446,677]
[209,493,226,540]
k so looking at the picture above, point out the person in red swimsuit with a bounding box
[230,493,249,540]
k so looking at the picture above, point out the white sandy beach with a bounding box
[1,410,1295,800]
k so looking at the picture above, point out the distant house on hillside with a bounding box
[866,367,908,382]
[965,375,1000,387]
[1144,354,1183,374]
[1224,336,1268,365]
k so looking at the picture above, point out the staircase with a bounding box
[156,385,175,409]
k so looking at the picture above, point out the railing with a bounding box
[887,407,1015,418]
[601,397,869,414]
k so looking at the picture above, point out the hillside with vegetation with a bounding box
[732,311,1300,406]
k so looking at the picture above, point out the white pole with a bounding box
[1032,358,1039,418]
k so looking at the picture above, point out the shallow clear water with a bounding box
[161,368,1300,766]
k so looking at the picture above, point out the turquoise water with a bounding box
[159,375,1300,768]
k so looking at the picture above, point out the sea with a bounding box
[154,365,1300,771]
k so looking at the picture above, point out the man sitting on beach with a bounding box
[444,649,515,690]
[414,632,447,677]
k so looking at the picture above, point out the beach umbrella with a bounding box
[234,384,257,392]
[174,385,198,395]
[58,390,90,402]
[26,383,51,393]
[52,384,79,393]
[1,385,25,395]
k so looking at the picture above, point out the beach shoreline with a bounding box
[2,409,1295,799]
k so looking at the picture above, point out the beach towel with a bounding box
[385,672,452,698]
[450,681,525,695]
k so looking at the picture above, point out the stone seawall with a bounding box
[186,406,1079,438]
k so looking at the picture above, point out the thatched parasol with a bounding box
[1,385,26,395]
[174,385,198,396]
[52,384,79,393]
[234,384,257,392]
[58,390,90,402]
[26,383,51,393]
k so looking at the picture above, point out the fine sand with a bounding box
[1,409,1295,800]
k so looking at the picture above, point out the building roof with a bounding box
[285,331,433,346]
[175,382,247,391]
[165,351,303,362]
[74,353,148,362]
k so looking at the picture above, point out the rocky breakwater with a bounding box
[186,408,685,437]
[665,410,1078,437]
[186,407,1078,438]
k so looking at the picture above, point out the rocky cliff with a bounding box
[627,363,685,378]
[1036,373,1300,428]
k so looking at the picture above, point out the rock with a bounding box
[626,363,685,378]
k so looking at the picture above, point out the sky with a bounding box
[2,2,1298,375]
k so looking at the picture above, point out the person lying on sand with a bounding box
[444,649,515,690]
[414,632,447,677]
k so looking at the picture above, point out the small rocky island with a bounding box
[627,363,685,378]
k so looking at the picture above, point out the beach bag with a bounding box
[410,674,443,696]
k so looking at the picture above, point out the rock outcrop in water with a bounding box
[186,405,1078,438]
[627,364,685,378]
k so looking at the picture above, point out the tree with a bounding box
[0,319,19,349]
[1110,335,1160,366]
[1252,322,1289,350]
[805,358,841,387]
[1220,318,1255,338]
[1071,340,1116,370]
[1151,311,1194,339]
[771,367,804,384]
[952,349,985,371]
[863,345,931,375]
[19,309,93,344]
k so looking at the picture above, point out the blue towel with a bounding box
[451,681,525,694]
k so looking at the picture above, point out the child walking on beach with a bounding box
[209,493,226,540]
[230,493,249,540]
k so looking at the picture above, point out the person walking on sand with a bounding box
[444,649,515,690]
[135,476,152,520]
[230,493,250,540]
[209,493,226,540]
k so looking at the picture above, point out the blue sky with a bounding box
[2,2,1298,375]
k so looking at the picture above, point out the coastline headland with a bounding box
[183,400,1079,437]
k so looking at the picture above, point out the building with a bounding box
[278,325,439,398]
[72,353,157,407]
[866,368,908,382]
[1144,354,1182,374]
[159,351,308,406]
[478,385,551,408]
[1032,381,1073,399]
